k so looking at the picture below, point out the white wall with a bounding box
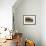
[41,0,46,46]
[13,0,46,46]
[0,0,16,30]
[13,0,41,46]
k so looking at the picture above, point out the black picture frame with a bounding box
[23,15,36,25]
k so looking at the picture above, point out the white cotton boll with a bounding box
[15,30,18,33]
[5,29,10,36]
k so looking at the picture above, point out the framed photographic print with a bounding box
[23,15,36,25]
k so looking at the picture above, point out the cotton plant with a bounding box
[5,28,11,36]
[0,27,5,33]
[0,27,13,37]
[0,27,6,38]
[0,27,7,44]
[0,27,11,38]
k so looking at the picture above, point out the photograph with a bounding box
[23,15,36,25]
